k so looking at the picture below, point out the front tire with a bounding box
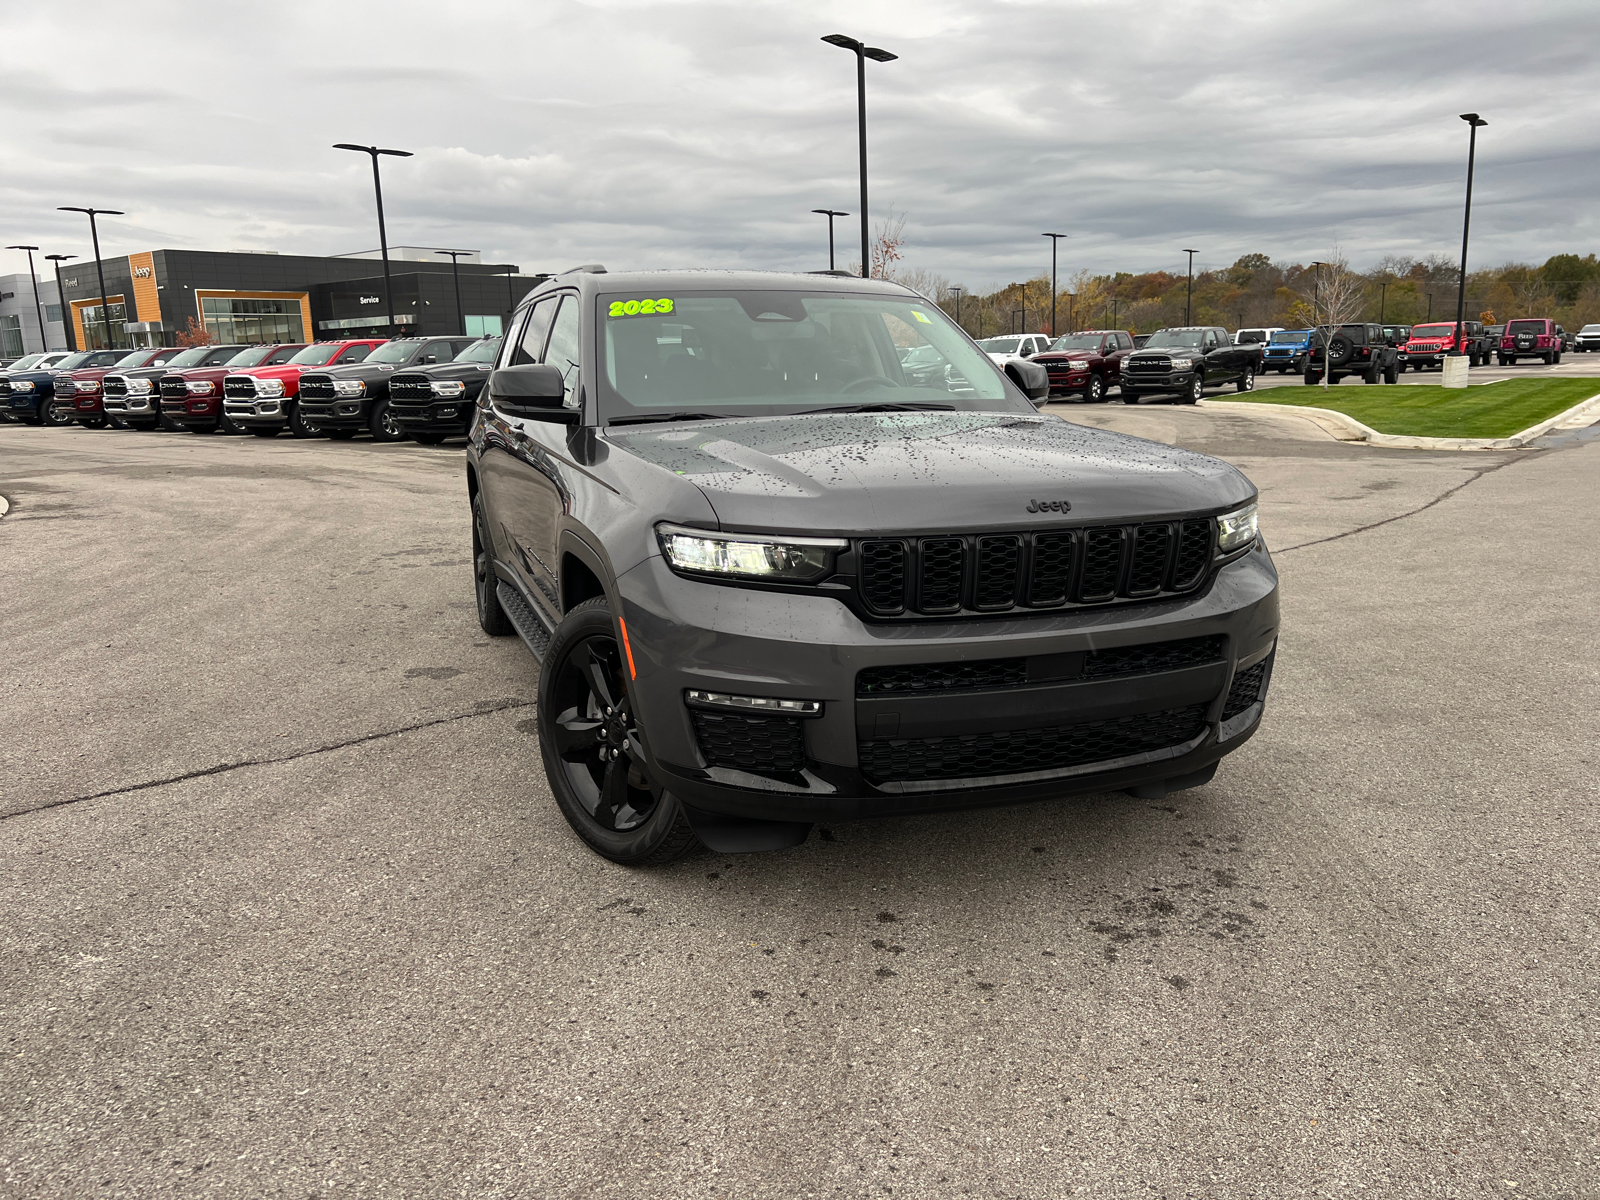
[289,403,321,439]
[41,398,75,428]
[1182,373,1204,404]
[369,398,406,443]
[1235,366,1255,393]
[537,597,701,866]
[1085,374,1105,403]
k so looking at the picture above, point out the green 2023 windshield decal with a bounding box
[608,298,675,318]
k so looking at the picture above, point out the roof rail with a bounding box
[807,269,858,277]
[559,263,607,276]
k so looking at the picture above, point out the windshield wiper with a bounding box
[607,411,738,427]
[802,402,956,414]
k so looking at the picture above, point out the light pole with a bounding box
[1427,292,1434,320]
[949,286,963,333]
[821,34,897,279]
[57,207,123,349]
[1042,233,1067,337]
[45,254,77,350]
[1454,113,1487,360]
[1310,261,1329,390]
[811,209,848,271]
[436,249,473,336]
[7,246,47,353]
[333,143,413,337]
[1066,293,1076,334]
[1183,249,1198,325]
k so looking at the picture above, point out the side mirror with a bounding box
[489,363,574,419]
[1006,358,1050,404]
[421,354,438,364]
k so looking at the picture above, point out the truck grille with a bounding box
[858,703,1208,783]
[159,377,188,400]
[389,374,431,400]
[297,374,335,400]
[223,377,257,399]
[0,380,11,398]
[1126,355,1173,373]
[855,635,1225,695]
[854,520,1213,618]
[690,710,805,774]
[55,378,77,397]
[102,376,128,398]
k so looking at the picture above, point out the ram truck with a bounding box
[222,339,385,438]
[387,336,502,443]
[3,349,129,426]
[296,335,476,442]
[65,347,187,429]
[103,344,251,430]
[1028,330,1135,402]
[160,344,306,433]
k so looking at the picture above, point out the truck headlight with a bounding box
[1168,357,1194,370]
[12,381,35,392]
[256,379,284,398]
[333,380,366,397]
[1216,501,1258,554]
[657,523,846,582]
[79,380,100,391]
[431,380,466,397]
[186,381,215,394]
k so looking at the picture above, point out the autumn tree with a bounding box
[174,318,214,347]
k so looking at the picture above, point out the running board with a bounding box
[496,580,552,661]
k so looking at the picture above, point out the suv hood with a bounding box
[607,410,1253,535]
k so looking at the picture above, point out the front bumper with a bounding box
[614,543,1280,823]
[389,399,473,431]
[296,399,368,427]
[1261,351,1304,369]
[1120,370,1198,395]
[223,397,290,428]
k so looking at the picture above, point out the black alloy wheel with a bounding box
[1235,366,1255,393]
[473,494,513,637]
[289,403,321,439]
[369,399,407,443]
[537,597,700,865]
[1085,374,1105,403]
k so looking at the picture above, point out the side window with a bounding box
[509,298,558,366]
[543,295,582,407]
[1204,330,1220,350]
[1116,333,1131,351]
[339,344,372,364]
[268,347,299,364]
[204,348,235,366]
[420,341,454,363]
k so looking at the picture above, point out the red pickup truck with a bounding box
[222,339,385,438]
[162,343,306,434]
[1028,330,1137,402]
[62,347,187,429]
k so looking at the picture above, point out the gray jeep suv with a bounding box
[467,269,1280,864]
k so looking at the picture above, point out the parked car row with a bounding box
[972,327,1263,403]
[0,335,503,444]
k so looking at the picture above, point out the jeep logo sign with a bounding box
[1026,498,1072,513]
[133,267,152,278]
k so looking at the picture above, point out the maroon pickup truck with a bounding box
[63,348,187,429]
[161,343,306,434]
[1029,330,1137,403]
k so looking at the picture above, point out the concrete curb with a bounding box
[1198,391,1600,451]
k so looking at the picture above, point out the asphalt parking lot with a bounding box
[3,413,1598,1198]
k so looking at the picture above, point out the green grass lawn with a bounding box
[1236,378,1600,438]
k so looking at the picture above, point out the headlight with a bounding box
[12,381,35,392]
[333,380,366,397]
[186,381,215,394]
[128,379,153,394]
[1216,501,1258,554]
[79,380,100,391]
[1168,357,1194,370]
[657,523,846,582]
[256,379,284,397]
[431,380,466,397]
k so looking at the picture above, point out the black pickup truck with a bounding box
[466,268,1279,864]
[1119,326,1261,403]
[296,335,477,441]
[387,336,502,443]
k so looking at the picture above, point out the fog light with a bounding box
[685,690,822,716]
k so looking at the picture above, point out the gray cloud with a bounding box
[3,0,1597,290]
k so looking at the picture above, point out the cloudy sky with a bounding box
[3,0,1598,291]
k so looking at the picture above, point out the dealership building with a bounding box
[52,247,545,350]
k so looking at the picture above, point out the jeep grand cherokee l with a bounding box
[469,269,1278,864]
[296,335,475,442]
[1120,327,1259,403]
[387,336,502,443]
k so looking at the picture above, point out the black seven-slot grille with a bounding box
[223,378,256,399]
[857,635,1225,695]
[858,705,1208,783]
[102,377,128,398]
[159,377,188,400]
[297,375,336,401]
[856,521,1213,617]
[1126,355,1174,374]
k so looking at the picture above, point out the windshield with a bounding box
[1236,330,1267,343]
[976,337,1024,355]
[1506,320,1546,335]
[599,289,1022,420]
[165,347,212,368]
[1410,324,1457,338]
[1269,331,1308,344]
[226,346,276,368]
[1142,329,1205,350]
[8,355,43,371]
[365,341,421,364]
[1047,334,1103,351]
[455,337,502,364]
[51,353,92,370]
[288,344,344,366]
[110,351,148,368]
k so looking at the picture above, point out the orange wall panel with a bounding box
[128,252,160,323]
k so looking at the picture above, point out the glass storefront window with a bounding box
[465,314,503,337]
[1,315,22,358]
[80,303,129,350]
[200,297,305,345]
